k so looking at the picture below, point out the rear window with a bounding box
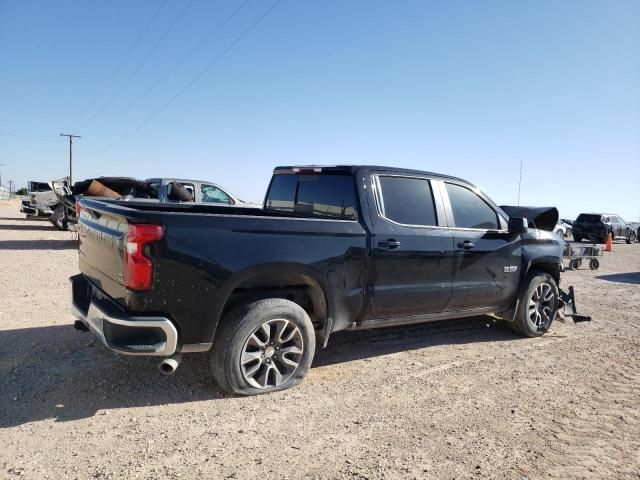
[576,214,603,223]
[265,174,357,220]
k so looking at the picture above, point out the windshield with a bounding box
[576,214,602,223]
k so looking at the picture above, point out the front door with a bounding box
[368,174,454,318]
[442,181,522,311]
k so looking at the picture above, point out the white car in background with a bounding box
[555,220,572,239]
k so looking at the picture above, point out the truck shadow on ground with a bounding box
[0,239,78,250]
[0,317,520,428]
[0,216,50,222]
[594,272,640,285]
[0,224,59,231]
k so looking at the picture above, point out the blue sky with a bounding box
[1,0,638,220]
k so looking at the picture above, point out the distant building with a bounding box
[0,186,11,200]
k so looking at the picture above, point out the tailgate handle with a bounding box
[458,241,475,249]
[378,239,401,250]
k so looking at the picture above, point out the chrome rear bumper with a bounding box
[70,276,178,356]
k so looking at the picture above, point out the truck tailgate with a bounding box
[77,206,129,302]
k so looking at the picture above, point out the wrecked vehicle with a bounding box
[572,213,637,244]
[51,177,252,231]
[70,165,587,396]
[20,180,65,217]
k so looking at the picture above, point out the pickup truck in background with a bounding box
[572,213,637,244]
[71,165,579,395]
[20,179,67,218]
[51,176,256,231]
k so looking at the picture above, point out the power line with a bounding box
[78,0,197,132]
[74,0,168,126]
[85,0,280,157]
[0,130,62,143]
[112,0,252,120]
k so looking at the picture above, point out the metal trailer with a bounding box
[562,242,603,270]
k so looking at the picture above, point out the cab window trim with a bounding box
[372,174,445,229]
[441,180,508,232]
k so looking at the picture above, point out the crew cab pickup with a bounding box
[71,165,576,395]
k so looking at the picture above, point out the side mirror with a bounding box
[508,217,528,234]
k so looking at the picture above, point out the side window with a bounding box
[377,176,437,226]
[200,184,231,204]
[445,182,499,230]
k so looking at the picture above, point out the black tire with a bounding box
[50,205,68,231]
[573,235,582,242]
[566,228,572,238]
[555,229,563,237]
[570,259,581,270]
[209,298,316,396]
[509,271,558,338]
[589,259,600,270]
[167,182,194,202]
[626,232,636,244]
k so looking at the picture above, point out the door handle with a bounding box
[457,241,475,249]
[378,239,401,250]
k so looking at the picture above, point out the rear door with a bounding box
[442,181,520,311]
[368,173,454,318]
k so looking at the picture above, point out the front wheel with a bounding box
[509,271,558,337]
[209,298,316,396]
[626,232,636,244]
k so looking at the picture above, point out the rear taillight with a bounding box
[75,200,81,216]
[124,224,163,291]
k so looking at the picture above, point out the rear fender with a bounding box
[208,263,333,343]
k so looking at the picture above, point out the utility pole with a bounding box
[0,163,5,188]
[59,133,81,184]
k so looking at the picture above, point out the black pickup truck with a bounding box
[71,165,578,395]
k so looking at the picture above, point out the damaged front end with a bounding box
[558,285,592,323]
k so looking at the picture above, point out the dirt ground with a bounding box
[0,199,638,480]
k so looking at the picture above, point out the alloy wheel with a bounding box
[240,319,304,389]
[528,283,555,330]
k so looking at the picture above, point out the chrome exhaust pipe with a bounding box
[159,353,183,375]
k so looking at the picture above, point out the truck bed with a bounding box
[77,198,368,347]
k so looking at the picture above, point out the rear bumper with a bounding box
[20,204,38,215]
[70,274,178,356]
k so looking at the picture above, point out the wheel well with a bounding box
[220,274,328,330]
[528,261,560,284]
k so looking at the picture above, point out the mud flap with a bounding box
[317,317,334,348]
[559,286,592,323]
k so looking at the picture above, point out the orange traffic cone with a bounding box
[604,232,613,252]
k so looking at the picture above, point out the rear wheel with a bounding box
[209,298,316,396]
[510,271,558,337]
[626,232,636,244]
[50,205,68,231]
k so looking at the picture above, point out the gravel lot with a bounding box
[1,199,639,479]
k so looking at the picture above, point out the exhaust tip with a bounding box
[159,354,182,375]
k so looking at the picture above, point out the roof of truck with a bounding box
[273,165,472,186]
